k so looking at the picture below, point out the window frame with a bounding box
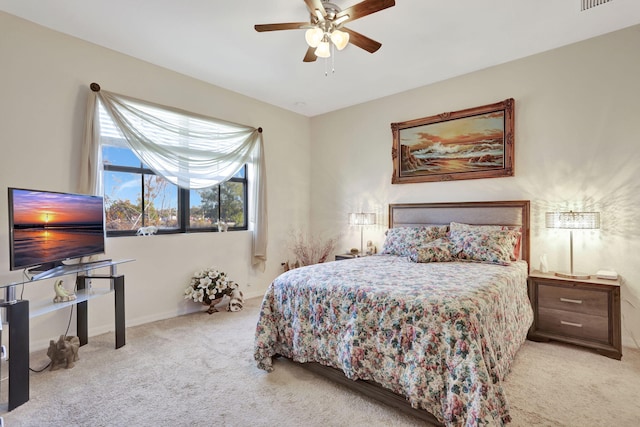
[103,147,248,237]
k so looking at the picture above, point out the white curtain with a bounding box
[80,86,268,269]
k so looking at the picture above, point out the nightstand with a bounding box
[527,270,621,360]
[335,254,359,261]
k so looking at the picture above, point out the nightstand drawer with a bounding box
[538,307,609,343]
[538,284,607,317]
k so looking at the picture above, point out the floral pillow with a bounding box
[448,228,520,265]
[381,225,448,257]
[408,238,454,263]
[449,222,522,260]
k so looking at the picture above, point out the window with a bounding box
[102,143,247,236]
[84,88,266,265]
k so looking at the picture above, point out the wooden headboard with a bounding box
[389,200,530,268]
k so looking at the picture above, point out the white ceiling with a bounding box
[2,0,639,117]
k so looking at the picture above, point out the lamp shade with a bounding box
[545,211,600,229]
[305,27,324,48]
[330,29,349,50]
[314,40,331,58]
[348,213,376,226]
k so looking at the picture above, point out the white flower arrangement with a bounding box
[184,267,239,312]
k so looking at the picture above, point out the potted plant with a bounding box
[184,267,240,314]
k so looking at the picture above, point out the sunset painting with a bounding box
[392,99,515,184]
[10,189,105,270]
[400,111,504,174]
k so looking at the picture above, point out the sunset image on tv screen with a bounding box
[10,189,105,270]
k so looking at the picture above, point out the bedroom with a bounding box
[0,1,639,425]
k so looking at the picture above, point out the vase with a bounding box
[204,296,224,314]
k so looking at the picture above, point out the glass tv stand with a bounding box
[1,259,133,411]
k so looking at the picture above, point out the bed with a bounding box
[254,201,533,426]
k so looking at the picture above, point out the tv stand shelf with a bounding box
[1,259,133,411]
[28,288,113,318]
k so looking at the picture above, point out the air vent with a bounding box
[581,0,613,11]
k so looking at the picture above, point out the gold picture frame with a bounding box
[391,98,515,184]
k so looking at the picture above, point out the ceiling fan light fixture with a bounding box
[255,0,396,64]
[330,29,349,50]
[315,39,331,58]
[305,27,324,48]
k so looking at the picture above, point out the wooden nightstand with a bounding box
[528,270,621,359]
[335,254,359,261]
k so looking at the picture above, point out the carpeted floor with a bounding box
[2,296,639,426]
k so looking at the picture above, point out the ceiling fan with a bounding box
[254,0,396,62]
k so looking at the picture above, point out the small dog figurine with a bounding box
[227,289,244,312]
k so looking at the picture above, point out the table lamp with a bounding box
[545,210,600,279]
[348,213,376,255]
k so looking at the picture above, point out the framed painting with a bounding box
[391,98,514,184]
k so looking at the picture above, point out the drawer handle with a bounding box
[560,297,583,304]
[561,320,583,328]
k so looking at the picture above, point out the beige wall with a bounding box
[0,12,311,350]
[310,25,640,348]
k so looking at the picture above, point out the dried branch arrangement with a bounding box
[284,231,338,270]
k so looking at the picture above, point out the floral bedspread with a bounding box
[254,256,533,426]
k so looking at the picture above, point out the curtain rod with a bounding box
[89,82,261,133]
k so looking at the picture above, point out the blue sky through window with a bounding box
[103,145,183,208]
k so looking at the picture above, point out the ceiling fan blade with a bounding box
[341,27,382,53]
[336,0,395,24]
[304,0,326,17]
[254,22,310,32]
[303,47,318,62]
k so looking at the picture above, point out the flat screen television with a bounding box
[8,187,106,273]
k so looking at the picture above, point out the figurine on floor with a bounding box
[53,279,76,303]
[228,288,244,312]
[47,335,80,370]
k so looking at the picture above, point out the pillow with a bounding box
[381,225,448,257]
[448,228,520,265]
[408,238,454,263]
[449,222,522,260]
